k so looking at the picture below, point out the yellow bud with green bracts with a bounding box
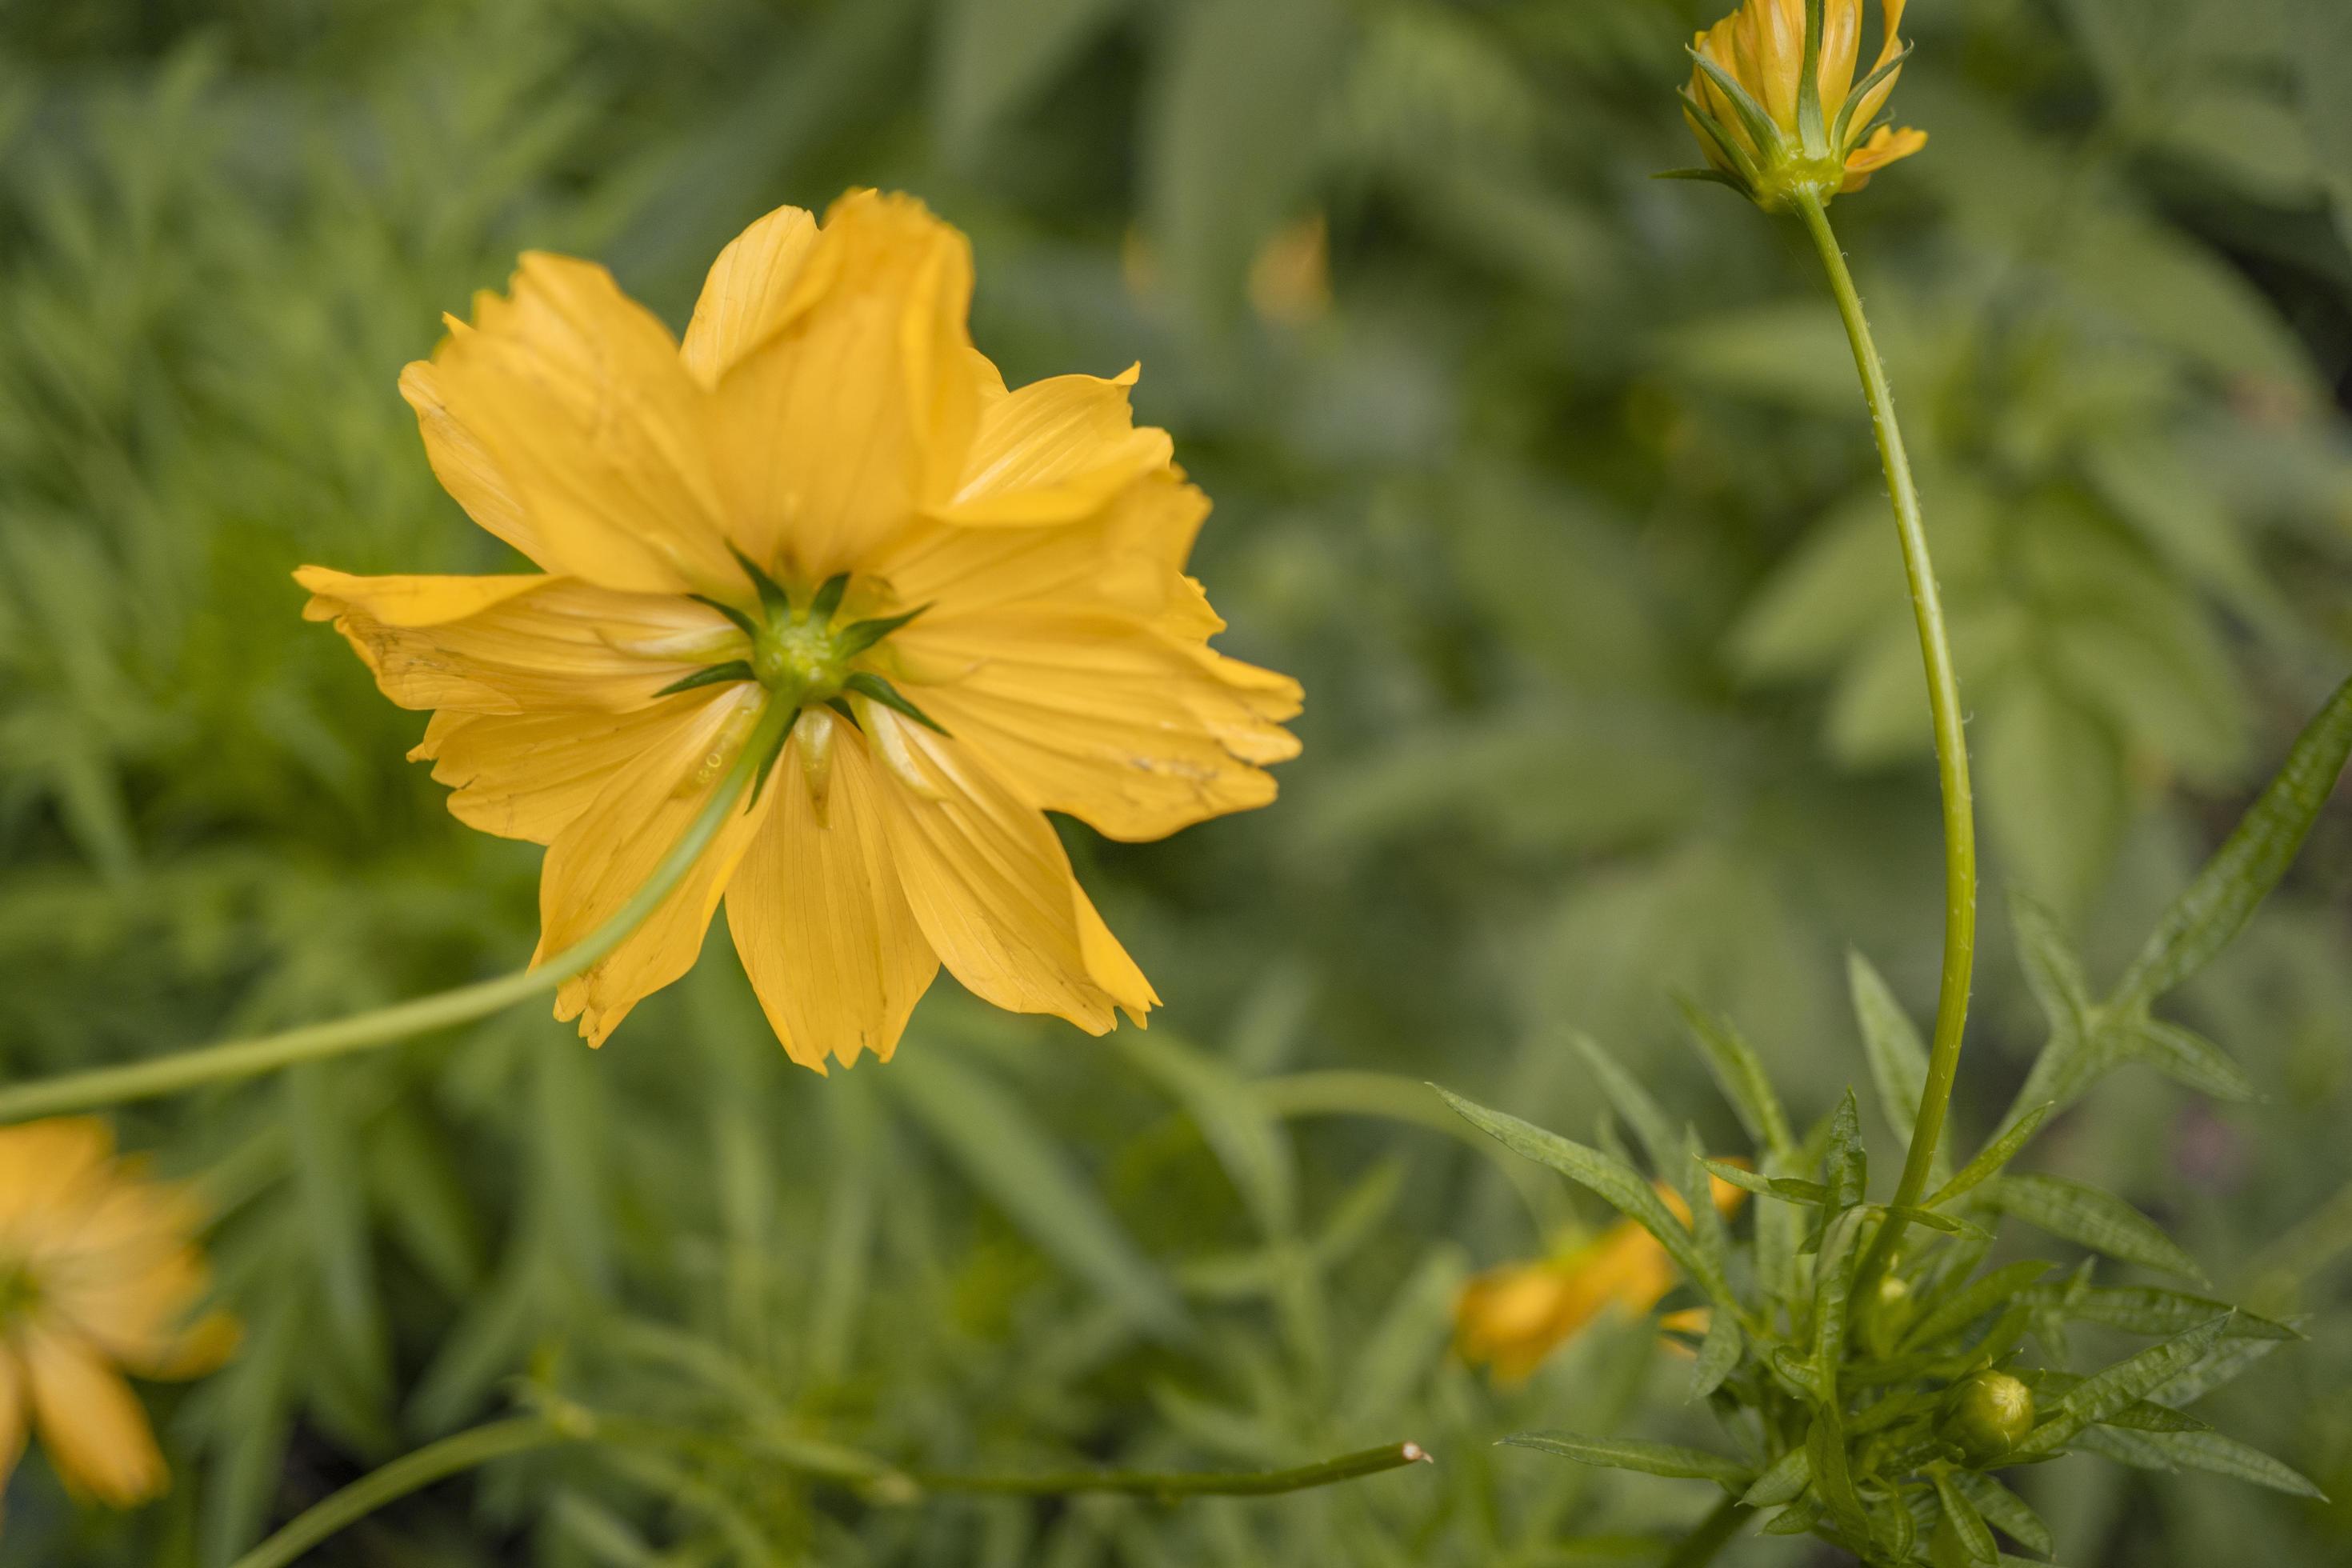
[1675,0,1926,211]
[1942,1370,2035,1466]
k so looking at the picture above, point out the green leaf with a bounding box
[1690,1306,1744,1402]
[1502,1430,1748,1485]
[932,0,1125,150]
[890,1053,1189,1341]
[2122,1430,2329,1499]
[1117,1030,1295,1237]
[1955,1470,2054,1558]
[1982,1174,2207,1282]
[2110,673,2352,1012]
[1900,1262,2055,1354]
[1934,1470,2000,1565]
[1927,1104,2054,1208]
[2014,1283,2298,1341]
[1823,1087,1866,1215]
[1434,1086,1734,1308]
[1570,1030,1680,1180]
[2114,1017,2258,1102]
[1740,1444,1811,1507]
[1848,949,1944,1182]
[1677,997,1796,1158]
[2015,1314,2233,1455]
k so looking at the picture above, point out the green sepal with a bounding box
[1674,86,1766,198]
[1686,47,1784,162]
[728,545,792,626]
[824,696,861,729]
[833,604,930,658]
[690,594,762,641]
[1796,0,1828,154]
[845,672,949,734]
[1830,42,1914,151]
[808,572,852,625]
[653,659,755,698]
[749,706,802,802]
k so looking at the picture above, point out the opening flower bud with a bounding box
[1942,1370,2035,1466]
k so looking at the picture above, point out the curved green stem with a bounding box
[1793,192,1977,1290]
[914,1441,1431,1498]
[227,1417,568,1568]
[0,701,794,1122]
[1664,1495,1754,1568]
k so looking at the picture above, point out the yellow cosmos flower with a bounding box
[0,1120,236,1522]
[1455,1173,1746,1386]
[298,191,1301,1072]
[1681,0,1925,209]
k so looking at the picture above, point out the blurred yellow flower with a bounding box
[1682,0,1925,206]
[299,190,1301,1071]
[0,1119,235,1522]
[1455,1172,1745,1385]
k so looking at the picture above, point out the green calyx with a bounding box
[669,553,946,738]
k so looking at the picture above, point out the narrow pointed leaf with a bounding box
[1899,1261,2054,1353]
[2014,1283,2298,1341]
[1934,1470,1999,1566]
[2122,1430,2327,1499]
[2111,673,2352,1011]
[1955,1470,2054,1558]
[1502,1431,1748,1485]
[1569,1032,1679,1180]
[1927,1104,2053,1208]
[1741,1444,1811,1507]
[1678,998,1794,1158]
[2117,1018,2258,1102]
[2014,1314,2233,1455]
[1982,1174,2206,1282]
[1434,1087,1734,1308]
[1849,950,1944,1182]
[1690,1304,1743,1402]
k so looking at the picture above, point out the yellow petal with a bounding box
[726,725,940,1072]
[867,714,1151,1033]
[1841,124,1927,190]
[0,1119,113,1233]
[680,204,822,387]
[1817,0,1862,121]
[399,358,544,565]
[24,1328,166,1507]
[539,686,775,1046]
[1848,0,1909,133]
[937,364,1174,526]
[295,568,744,715]
[710,190,980,581]
[424,253,746,598]
[911,614,1300,842]
[414,695,742,845]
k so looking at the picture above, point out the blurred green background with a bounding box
[5,0,2352,1562]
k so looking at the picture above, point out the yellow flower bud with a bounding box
[1680,0,1926,210]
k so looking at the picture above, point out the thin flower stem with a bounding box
[1793,191,1978,1291]
[914,1441,1432,1498]
[226,1417,567,1568]
[1663,1496,1754,1568]
[0,699,796,1122]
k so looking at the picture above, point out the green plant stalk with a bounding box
[1793,190,1978,1291]
[226,1417,565,1568]
[1662,1496,1754,1568]
[0,699,797,1122]
[913,1441,1432,1498]
[226,1417,1427,1566]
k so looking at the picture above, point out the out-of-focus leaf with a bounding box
[1119,1029,1296,1236]
[933,0,1126,152]
[2110,674,2352,1012]
[890,1050,1190,1341]
[1677,998,1796,1160]
[2116,1017,2258,1102]
[1846,948,1945,1185]
[1501,1430,1748,1484]
[1982,678,2126,918]
[1956,1470,2055,1559]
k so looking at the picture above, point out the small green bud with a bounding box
[1942,1370,2034,1466]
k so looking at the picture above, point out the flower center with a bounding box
[670,556,950,750]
